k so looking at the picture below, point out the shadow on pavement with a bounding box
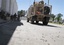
[0,21,23,45]
[32,23,60,28]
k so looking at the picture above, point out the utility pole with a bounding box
[34,0,35,6]
[50,5,52,14]
[34,0,35,15]
[34,0,35,2]
[48,0,49,6]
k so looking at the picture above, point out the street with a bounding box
[0,18,64,45]
[0,0,64,45]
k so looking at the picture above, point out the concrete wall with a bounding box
[6,0,10,13]
[0,0,2,11]
[0,0,18,15]
[1,0,6,11]
[10,0,18,15]
[14,1,18,15]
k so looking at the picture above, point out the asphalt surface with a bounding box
[0,19,6,24]
[8,20,64,45]
[0,17,64,45]
[0,20,23,45]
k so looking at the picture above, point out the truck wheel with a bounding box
[43,21,48,25]
[43,17,49,25]
[36,21,39,24]
[31,20,34,24]
[27,18,29,22]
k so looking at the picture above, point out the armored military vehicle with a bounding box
[27,0,50,25]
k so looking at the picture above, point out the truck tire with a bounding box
[43,17,49,25]
[43,21,48,25]
[31,16,35,24]
[36,21,39,24]
[27,18,29,22]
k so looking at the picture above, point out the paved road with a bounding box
[7,20,64,45]
[0,20,23,45]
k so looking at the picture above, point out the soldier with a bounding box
[14,13,16,20]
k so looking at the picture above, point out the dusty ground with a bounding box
[0,17,64,45]
[7,19,64,45]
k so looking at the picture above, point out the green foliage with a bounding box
[18,10,26,17]
[50,14,55,21]
[56,13,63,22]
[50,13,63,24]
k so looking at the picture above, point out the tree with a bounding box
[18,11,21,15]
[56,13,63,22]
[50,14,55,21]
[18,10,26,17]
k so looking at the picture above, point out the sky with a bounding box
[16,0,64,19]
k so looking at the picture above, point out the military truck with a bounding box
[27,0,51,25]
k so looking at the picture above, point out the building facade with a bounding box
[0,0,2,11]
[0,0,18,15]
